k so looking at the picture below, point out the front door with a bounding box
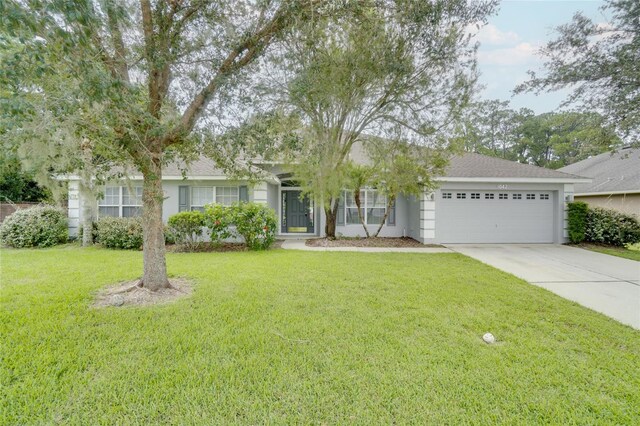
[283,190,314,233]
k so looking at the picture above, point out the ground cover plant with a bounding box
[1,247,639,424]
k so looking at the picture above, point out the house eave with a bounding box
[575,189,640,197]
[60,174,281,185]
[436,177,592,184]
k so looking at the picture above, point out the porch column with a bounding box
[68,181,80,237]
[419,191,436,243]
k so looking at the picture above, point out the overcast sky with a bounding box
[475,0,608,113]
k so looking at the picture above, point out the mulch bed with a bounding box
[93,278,193,308]
[306,237,441,248]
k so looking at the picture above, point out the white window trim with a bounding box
[343,188,389,226]
[98,186,142,218]
[191,186,240,210]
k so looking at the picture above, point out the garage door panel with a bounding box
[437,191,555,243]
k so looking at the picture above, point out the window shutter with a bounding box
[386,199,396,226]
[337,192,345,226]
[178,186,190,212]
[239,185,249,202]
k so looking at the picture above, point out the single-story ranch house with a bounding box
[67,150,589,244]
[559,146,639,216]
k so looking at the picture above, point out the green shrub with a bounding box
[229,202,277,250]
[585,207,640,247]
[164,225,177,245]
[96,217,143,250]
[0,205,68,248]
[78,221,99,243]
[203,204,234,244]
[567,201,588,244]
[168,211,206,250]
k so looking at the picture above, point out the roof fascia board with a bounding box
[436,177,592,184]
[575,190,640,196]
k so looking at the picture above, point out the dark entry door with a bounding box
[284,191,313,233]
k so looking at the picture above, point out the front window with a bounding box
[345,190,364,224]
[122,186,142,217]
[216,186,239,206]
[191,187,214,211]
[366,189,386,225]
[343,189,388,225]
[98,185,143,218]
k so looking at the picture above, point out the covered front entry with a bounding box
[436,190,556,243]
[281,190,314,233]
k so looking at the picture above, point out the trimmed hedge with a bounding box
[585,207,640,247]
[168,210,206,250]
[170,202,277,251]
[203,204,234,244]
[567,202,588,244]
[96,217,143,250]
[231,202,277,250]
[0,205,68,248]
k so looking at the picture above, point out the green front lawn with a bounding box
[2,247,639,424]
[579,243,640,262]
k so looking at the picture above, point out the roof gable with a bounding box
[558,147,640,194]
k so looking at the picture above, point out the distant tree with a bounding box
[515,0,640,139]
[457,100,524,160]
[455,100,621,168]
[516,112,621,168]
[0,155,49,203]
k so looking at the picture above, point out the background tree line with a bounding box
[454,100,622,169]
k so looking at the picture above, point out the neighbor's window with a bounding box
[216,186,239,206]
[191,187,214,211]
[98,186,143,218]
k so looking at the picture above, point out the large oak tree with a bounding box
[1,0,349,290]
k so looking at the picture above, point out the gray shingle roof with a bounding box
[444,152,584,179]
[162,149,585,182]
[163,157,226,177]
[558,147,640,194]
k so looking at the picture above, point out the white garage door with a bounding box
[437,190,555,243]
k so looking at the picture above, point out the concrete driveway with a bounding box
[446,244,640,329]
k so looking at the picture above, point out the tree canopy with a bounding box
[258,0,496,236]
[0,0,354,289]
[515,0,640,140]
[455,100,621,169]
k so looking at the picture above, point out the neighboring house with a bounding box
[559,146,640,217]
[66,149,589,244]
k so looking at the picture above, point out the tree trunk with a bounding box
[324,199,339,239]
[373,197,394,237]
[139,155,170,291]
[79,182,95,246]
[354,189,370,237]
